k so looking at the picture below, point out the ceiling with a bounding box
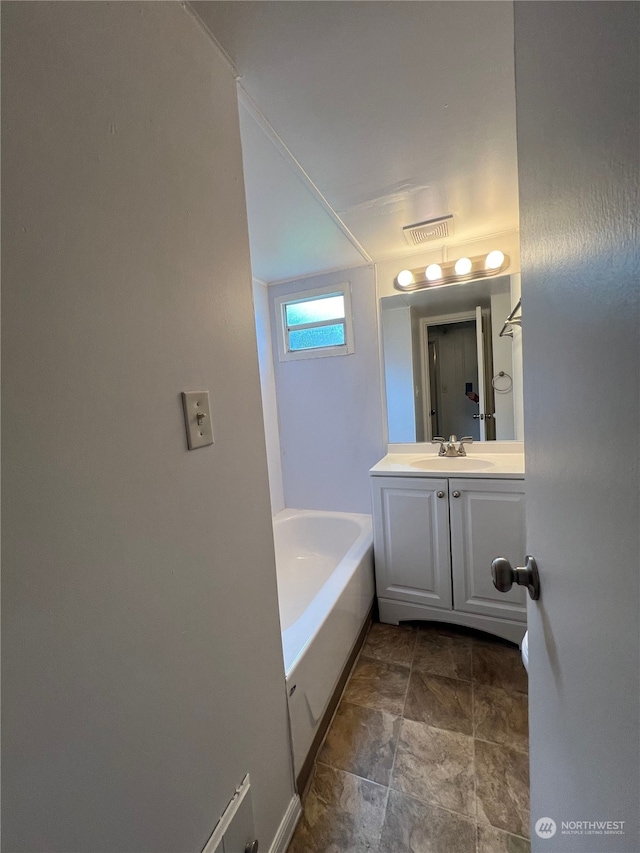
[192,1,520,284]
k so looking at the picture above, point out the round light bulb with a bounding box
[425,264,443,281]
[396,269,415,288]
[485,250,505,270]
[454,257,473,276]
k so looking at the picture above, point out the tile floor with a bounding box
[288,621,530,853]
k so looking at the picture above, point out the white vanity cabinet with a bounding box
[371,473,526,643]
[371,477,453,610]
[449,478,526,623]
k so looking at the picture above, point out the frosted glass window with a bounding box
[289,324,345,351]
[275,283,355,362]
[285,295,345,327]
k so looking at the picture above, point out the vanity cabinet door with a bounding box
[449,478,527,622]
[371,476,452,610]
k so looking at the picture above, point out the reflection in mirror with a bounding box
[381,275,523,443]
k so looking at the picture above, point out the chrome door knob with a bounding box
[437,490,445,498]
[491,555,540,600]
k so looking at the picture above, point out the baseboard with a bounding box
[268,794,302,853]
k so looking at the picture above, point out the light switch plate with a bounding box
[182,391,214,450]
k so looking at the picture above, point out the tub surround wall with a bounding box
[254,279,286,514]
[2,5,294,851]
[270,266,385,514]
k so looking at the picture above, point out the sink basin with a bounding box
[410,456,495,471]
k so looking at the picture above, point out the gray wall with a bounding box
[515,2,639,849]
[2,4,294,851]
[270,266,385,514]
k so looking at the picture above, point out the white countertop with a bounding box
[370,443,525,479]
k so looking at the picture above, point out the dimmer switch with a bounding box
[181,391,214,450]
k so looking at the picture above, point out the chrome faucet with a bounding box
[432,435,474,457]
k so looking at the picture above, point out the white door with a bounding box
[515,4,639,851]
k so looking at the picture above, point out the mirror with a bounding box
[381,274,523,443]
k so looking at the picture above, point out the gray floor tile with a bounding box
[404,671,473,735]
[475,739,530,838]
[472,643,528,694]
[391,719,475,817]
[474,682,529,753]
[362,623,417,668]
[412,631,472,681]
[318,701,401,786]
[379,790,476,853]
[477,825,531,853]
[288,764,387,853]
[343,657,410,716]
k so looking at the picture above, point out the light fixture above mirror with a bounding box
[395,251,510,292]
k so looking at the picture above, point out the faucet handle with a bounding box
[457,436,473,456]
[432,437,446,456]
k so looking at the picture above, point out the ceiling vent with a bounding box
[402,215,454,246]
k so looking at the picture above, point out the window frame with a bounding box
[274,283,355,362]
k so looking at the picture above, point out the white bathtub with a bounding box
[273,509,375,777]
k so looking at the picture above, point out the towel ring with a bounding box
[492,371,513,393]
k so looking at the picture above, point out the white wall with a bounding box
[2,4,294,851]
[253,280,285,514]
[381,305,416,443]
[270,266,385,514]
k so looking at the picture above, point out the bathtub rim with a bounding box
[272,507,373,677]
